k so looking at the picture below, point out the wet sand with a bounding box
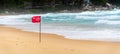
[0,26,120,54]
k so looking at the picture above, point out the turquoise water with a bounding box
[0,9,120,42]
[42,9,120,27]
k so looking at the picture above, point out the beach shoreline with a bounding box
[0,26,120,54]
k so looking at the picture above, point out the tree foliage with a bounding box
[0,0,119,9]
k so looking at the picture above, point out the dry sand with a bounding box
[0,26,120,54]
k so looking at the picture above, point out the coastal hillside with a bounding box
[0,0,120,13]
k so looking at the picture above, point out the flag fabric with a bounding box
[32,16,41,23]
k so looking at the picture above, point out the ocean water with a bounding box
[0,9,120,42]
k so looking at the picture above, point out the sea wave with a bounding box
[95,20,120,25]
[1,9,120,42]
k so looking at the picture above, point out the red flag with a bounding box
[32,16,41,43]
[32,16,41,23]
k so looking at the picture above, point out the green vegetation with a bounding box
[0,0,119,13]
[91,0,108,5]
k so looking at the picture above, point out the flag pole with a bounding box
[39,20,41,43]
[39,16,41,43]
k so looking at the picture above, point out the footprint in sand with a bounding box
[65,48,75,51]
[16,43,18,46]
[65,48,75,54]
[70,49,74,52]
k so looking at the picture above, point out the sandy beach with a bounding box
[0,26,120,54]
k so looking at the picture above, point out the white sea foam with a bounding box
[75,15,120,20]
[41,25,120,42]
[95,20,120,25]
